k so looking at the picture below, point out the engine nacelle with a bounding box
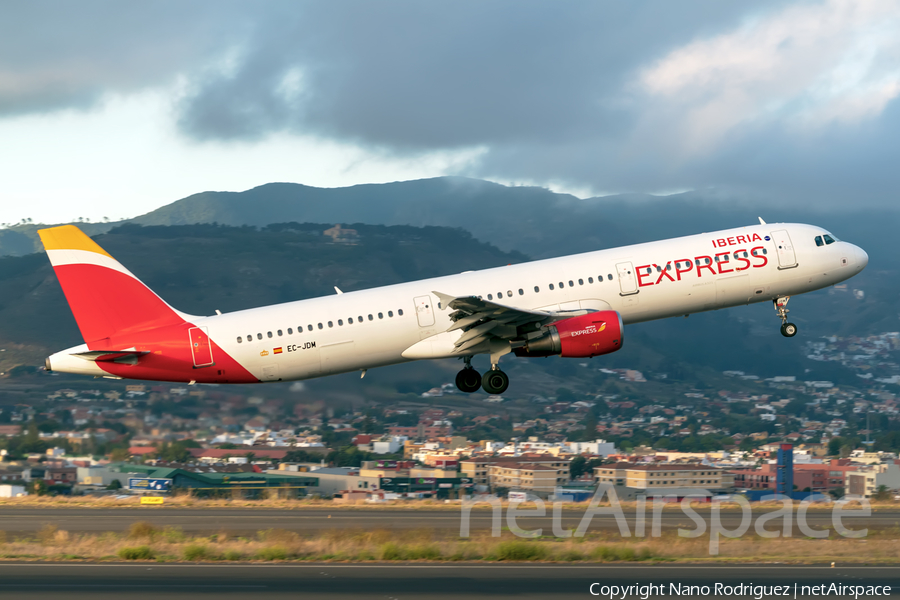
[514,311,624,358]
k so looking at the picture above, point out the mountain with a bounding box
[4,177,899,264]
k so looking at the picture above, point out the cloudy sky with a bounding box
[1,0,898,224]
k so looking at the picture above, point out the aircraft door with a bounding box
[616,262,638,295]
[414,295,435,327]
[771,229,798,269]
[189,326,214,368]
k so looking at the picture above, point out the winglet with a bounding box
[758,217,766,225]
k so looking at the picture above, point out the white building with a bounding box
[0,484,26,497]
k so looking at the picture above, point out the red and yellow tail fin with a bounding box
[39,225,187,343]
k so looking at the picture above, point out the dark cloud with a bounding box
[176,2,776,147]
[2,1,898,208]
[0,1,250,115]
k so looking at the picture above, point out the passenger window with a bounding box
[257,333,263,340]
[558,282,564,288]
[378,312,384,319]
[267,331,273,338]
[578,279,583,285]
[607,274,613,280]
[318,323,323,329]
[328,321,333,328]
[507,290,513,297]
[568,280,574,287]
[549,283,554,290]
[763,249,767,254]
[695,259,701,266]
[398,309,403,316]
[358,316,363,322]
[308,325,313,331]
[277,330,283,336]
[497,292,502,298]
[348,317,353,324]
[666,264,672,270]
[388,311,393,317]
[588,277,594,283]
[655,265,661,272]
[518,289,524,295]
[338,319,343,326]
[237,337,242,344]
[534,286,540,293]
[287,328,293,335]
[488,294,493,300]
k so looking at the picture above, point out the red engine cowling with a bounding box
[513,311,624,358]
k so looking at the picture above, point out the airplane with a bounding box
[39,221,867,394]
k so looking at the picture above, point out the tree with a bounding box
[106,479,122,490]
[873,485,891,502]
[109,447,130,463]
[569,455,587,479]
[839,444,853,459]
[828,437,842,456]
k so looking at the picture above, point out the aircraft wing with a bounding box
[432,291,558,354]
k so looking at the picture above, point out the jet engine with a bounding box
[514,311,624,358]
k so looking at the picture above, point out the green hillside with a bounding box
[0,221,892,398]
[0,222,526,371]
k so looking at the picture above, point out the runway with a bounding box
[0,563,896,599]
[0,506,894,536]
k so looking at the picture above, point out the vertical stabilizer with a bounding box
[38,225,189,343]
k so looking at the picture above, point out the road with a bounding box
[0,506,895,536]
[0,563,896,599]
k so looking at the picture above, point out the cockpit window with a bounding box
[815,235,824,247]
[823,234,836,245]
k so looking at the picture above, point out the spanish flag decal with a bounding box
[273,347,283,354]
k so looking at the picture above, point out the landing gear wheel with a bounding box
[481,369,509,395]
[781,323,798,338]
[455,368,482,393]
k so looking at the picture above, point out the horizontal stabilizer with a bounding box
[72,350,149,364]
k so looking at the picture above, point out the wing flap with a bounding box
[433,290,558,355]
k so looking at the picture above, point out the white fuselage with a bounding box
[175,222,866,382]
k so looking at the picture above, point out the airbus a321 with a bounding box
[40,221,867,394]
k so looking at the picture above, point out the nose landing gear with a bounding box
[775,297,798,337]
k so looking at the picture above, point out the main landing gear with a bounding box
[775,296,798,338]
[455,357,482,393]
[482,367,509,395]
[455,356,509,394]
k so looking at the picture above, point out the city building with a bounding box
[489,463,568,496]
[594,463,734,493]
[461,456,573,487]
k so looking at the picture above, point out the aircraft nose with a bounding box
[854,244,868,270]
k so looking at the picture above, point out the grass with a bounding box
[0,522,897,564]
